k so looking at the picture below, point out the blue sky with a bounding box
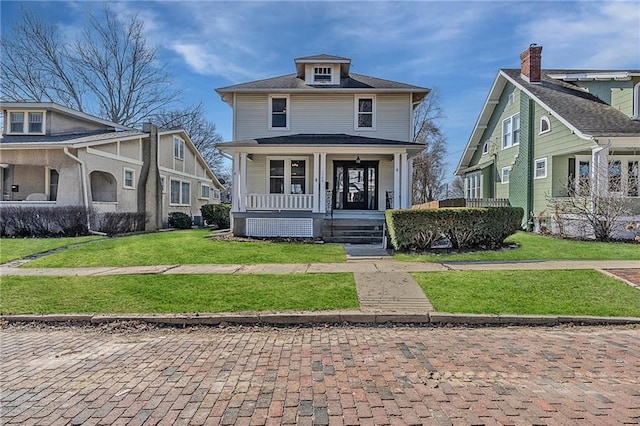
[2,1,639,181]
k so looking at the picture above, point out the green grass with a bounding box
[22,230,346,267]
[0,236,103,264]
[395,232,640,262]
[413,270,640,317]
[0,273,357,314]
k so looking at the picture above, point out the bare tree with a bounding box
[412,88,447,204]
[1,6,178,127]
[548,171,637,241]
[153,104,226,174]
[448,176,465,199]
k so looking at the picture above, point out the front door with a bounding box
[333,161,378,210]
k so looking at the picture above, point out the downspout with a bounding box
[590,139,612,206]
[64,147,93,233]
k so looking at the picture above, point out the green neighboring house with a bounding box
[455,44,640,235]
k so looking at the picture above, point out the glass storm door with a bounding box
[333,161,378,210]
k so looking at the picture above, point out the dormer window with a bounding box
[8,110,45,134]
[313,67,332,83]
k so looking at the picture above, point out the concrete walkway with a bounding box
[2,241,640,325]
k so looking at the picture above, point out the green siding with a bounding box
[509,94,532,227]
[575,78,639,118]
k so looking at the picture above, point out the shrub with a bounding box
[201,204,231,229]
[0,206,89,237]
[168,212,192,229]
[96,212,146,234]
[386,207,524,252]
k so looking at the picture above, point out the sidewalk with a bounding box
[2,248,639,327]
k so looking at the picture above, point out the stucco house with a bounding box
[215,54,429,242]
[0,101,224,230]
[455,45,640,235]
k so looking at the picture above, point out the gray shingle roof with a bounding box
[295,54,350,62]
[216,73,428,92]
[502,69,640,137]
[1,130,145,145]
[218,133,422,148]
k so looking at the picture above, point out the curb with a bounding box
[3,313,639,327]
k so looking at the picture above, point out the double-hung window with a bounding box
[173,137,185,160]
[10,112,24,133]
[268,158,307,194]
[200,183,210,199]
[355,95,375,130]
[501,166,511,184]
[465,172,482,199]
[28,112,43,133]
[502,113,520,149]
[269,95,289,130]
[170,179,190,205]
[8,111,45,134]
[534,157,547,179]
[123,169,135,189]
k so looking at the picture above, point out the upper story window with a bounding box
[539,116,551,134]
[269,95,289,130]
[8,111,45,134]
[633,82,640,119]
[502,113,520,149]
[200,183,210,199]
[501,166,511,184]
[173,136,185,160]
[355,95,375,130]
[313,67,332,83]
[482,140,489,155]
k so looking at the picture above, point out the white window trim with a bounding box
[266,156,309,194]
[173,136,185,160]
[482,140,489,155]
[169,178,191,206]
[7,110,46,135]
[501,166,511,184]
[534,157,547,179]
[213,189,221,200]
[465,171,482,199]
[502,113,520,150]
[123,168,135,189]
[268,94,290,131]
[354,94,376,131]
[200,183,211,200]
[633,82,640,119]
[539,116,551,135]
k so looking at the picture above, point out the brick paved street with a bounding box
[1,325,639,425]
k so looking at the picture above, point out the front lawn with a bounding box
[22,230,346,267]
[0,236,103,264]
[0,273,357,314]
[413,270,640,317]
[395,232,640,262]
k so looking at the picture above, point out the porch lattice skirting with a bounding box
[246,218,313,238]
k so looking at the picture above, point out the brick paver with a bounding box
[1,325,639,425]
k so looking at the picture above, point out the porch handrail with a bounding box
[247,193,314,211]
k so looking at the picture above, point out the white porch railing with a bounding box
[246,194,314,211]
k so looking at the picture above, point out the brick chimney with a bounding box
[520,44,543,83]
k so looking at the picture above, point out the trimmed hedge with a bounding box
[386,207,524,251]
[0,206,89,237]
[201,203,230,229]
[96,212,146,234]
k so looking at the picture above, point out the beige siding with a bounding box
[158,134,175,169]
[47,110,110,135]
[234,93,412,141]
[92,142,118,155]
[119,139,140,160]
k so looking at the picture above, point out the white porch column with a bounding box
[393,153,401,208]
[320,153,327,213]
[313,153,320,212]
[401,153,409,208]
[232,152,241,212]
[239,152,247,212]
[591,144,609,201]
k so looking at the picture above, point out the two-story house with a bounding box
[0,102,224,230]
[216,54,429,241]
[455,45,640,234]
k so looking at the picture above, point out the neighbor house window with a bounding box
[123,168,135,189]
[482,140,489,155]
[465,172,482,199]
[268,157,307,194]
[313,67,332,83]
[10,112,24,133]
[539,116,551,134]
[609,160,622,193]
[200,183,210,199]
[269,95,289,130]
[501,166,511,184]
[534,157,547,179]
[355,95,375,130]
[173,137,185,160]
[502,113,520,149]
[633,82,640,119]
[170,179,190,205]
[213,189,221,200]
[29,112,43,133]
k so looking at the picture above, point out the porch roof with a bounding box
[217,133,423,149]
[0,130,146,147]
